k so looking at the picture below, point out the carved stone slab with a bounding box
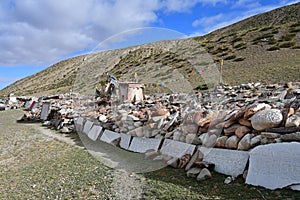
[100,129,121,144]
[40,102,50,120]
[74,117,84,133]
[120,133,132,150]
[87,125,103,141]
[201,147,249,177]
[128,137,162,153]
[246,142,300,190]
[82,120,94,135]
[160,139,196,158]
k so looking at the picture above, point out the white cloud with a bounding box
[192,13,224,28]
[0,0,162,67]
[162,0,227,12]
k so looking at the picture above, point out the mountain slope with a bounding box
[0,2,299,98]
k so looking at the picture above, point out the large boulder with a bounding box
[251,109,283,131]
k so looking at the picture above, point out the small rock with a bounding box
[280,132,300,142]
[225,135,239,149]
[250,135,262,147]
[135,127,144,137]
[251,109,283,131]
[237,134,251,151]
[60,126,70,133]
[173,131,182,141]
[285,113,300,127]
[134,121,143,127]
[260,132,280,139]
[203,134,217,148]
[235,126,251,138]
[167,157,178,168]
[215,136,228,148]
[224,124,242,136]
[224,176,235,184]
[187,167,201,178]
[99,114,108,122]
[197,168,212,181]
[186,133,201,145]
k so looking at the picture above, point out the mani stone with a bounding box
[160,139,196,159]
[246,142,300,190]
[100,129,121,145]
[251,109,283,131]
[40,102,51,120]
[128,137,162,153]
[74,117,84,132]
[201,147,249,177]
[87,125,103,141]
[120,133,132,150]
[82,120,94,135]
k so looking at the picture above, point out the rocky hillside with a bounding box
[0,2,299,97]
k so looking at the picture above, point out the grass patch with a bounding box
[267,46,280,51]
[234,57,246,62]
[224,55,237,60]
[281,33,296,41]
[279,41,296,48]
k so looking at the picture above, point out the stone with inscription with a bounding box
[128,137,162,153]
[87,125,103,141]
[246,142,300,190]
[201,147,249,177]
[82,120,94,135]
[100,129,121,144]
[160,139,196,158]
[40,102,50,120]
[120,133,132,150]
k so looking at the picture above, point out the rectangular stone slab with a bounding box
[100,130,121,144]
[74,117,84,132]
[201,147,249,177]
[82,120,94,135]
[128,137,162,153]
[120,133,132,150]
[246,142,300,190]
[87,125,103,141]
[40,102,50,120]
[160,139,196,158]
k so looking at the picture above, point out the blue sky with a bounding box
[0,0,298,90]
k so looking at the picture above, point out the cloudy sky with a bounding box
[0,0,298,89]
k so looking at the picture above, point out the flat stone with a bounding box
[197,168,212,181]
[100,129,121,144]
[185,150,202,171]
[87,125,103,141]
[187,167,201,178]
[120,133,132,150]
[251,109,283,131]
[260,132,280,139]
[201,147,249,177]
[40,102,50,120]
[74,117,84,132]
[280,132,300,142]
[160,139,196,159]
[82,120,94,135]
[246,142,300,190]
[128,137,162,153]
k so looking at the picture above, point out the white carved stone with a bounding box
[100,129,121,144]
[120,133,132,150]
[40,102,50,120]
[128,137,162,153]
[87,125,103,141]
[160,139,196,158]
[82,120,94,135]
[246,142,300,190]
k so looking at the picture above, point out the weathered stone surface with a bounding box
[246,142,300,190]
[202,147,249,177]
[251,109,283,131]
[197,168,212,181]
[250,135,262,148]
[224,124,242,136]
[40,102,51,120]
[120,133,132,150]
[237,134,251,151]
[82,120,94,135]
[260,132,280,139]
[74,117,84,132]
[235,126,251,138]
[186,133,201,145]
[280,132,300,142]
[202,134,217,148]
[285,113,300,127]
[187,167,201,178]
[87,125,103,141]
[160,139,196,159]
[185,150,202,171]
[225,135,239,149]
[128,137,162,153]
[215,136,228,148]
[100,129,121,144]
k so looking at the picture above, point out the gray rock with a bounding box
[280,132,300,142]
[237,134,251,151]
[186,133,201,145]
[250,135,262,148]
[225,135,239,149]
[187,167,201,178]
[197,168,212,181]
[251,109,283,131]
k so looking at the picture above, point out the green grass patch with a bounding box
[267,46,280,51]
[224,55,237,60]
[279,41,296,48]
[281,33,296,41]
[234,57,246,62]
